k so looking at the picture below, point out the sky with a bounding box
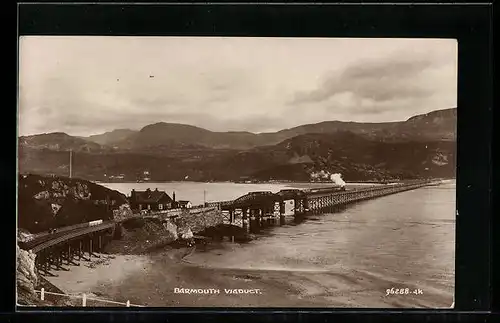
[18,37,457,137]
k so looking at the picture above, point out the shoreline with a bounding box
[44,246,331,307]
[44,253,153,296]
[44,241,454,308]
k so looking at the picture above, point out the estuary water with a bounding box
[100,181,456,308]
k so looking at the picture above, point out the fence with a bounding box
[34,288,144,307]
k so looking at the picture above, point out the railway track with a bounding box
[21,222,115,253]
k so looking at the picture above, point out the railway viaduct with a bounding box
[207,180,437,231]
[19,180,438,276]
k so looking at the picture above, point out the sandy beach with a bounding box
[47,247,315,307]
[45,243,453,308]
[45,253,152,306]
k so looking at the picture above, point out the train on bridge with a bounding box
[302,186,346,193]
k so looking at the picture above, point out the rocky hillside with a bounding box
[219,131,456,181]
[18,174,129,234]
[17,245,40,305]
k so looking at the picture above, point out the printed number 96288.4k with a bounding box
[385,288,423,296]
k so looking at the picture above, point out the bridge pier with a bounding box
[229,210,235,224]
[58,247,70,271]
[77,240,84,261]
[64,244,80,266]
[279,214,286,225]
[36,251,52,276]
[49,246,68,272]
[248,209,260,233]
[89,235,100,258]
[41,251,57,276]
[241,208,249,232]
[79,239,90,261]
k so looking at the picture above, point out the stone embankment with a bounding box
[105,206,225,255]
[173,207,224,234]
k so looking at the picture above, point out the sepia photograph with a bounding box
[17,36,457,308]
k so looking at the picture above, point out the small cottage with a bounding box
[176,200,192,209]
[129,188,174,212]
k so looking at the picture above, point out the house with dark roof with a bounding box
[129,188,175,212]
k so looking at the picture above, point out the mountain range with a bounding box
[18,108,457,182]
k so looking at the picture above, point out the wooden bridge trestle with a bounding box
[306,181,431,214]
[216,180,435,232]
[34,228,114,277]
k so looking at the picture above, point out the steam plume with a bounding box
[310,170,346,187]
[330,173,346,187]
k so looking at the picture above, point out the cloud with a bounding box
[290,53,440,107]
[342,57,435,80]
[18,37,457,136]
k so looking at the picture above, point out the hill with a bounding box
[17,108,456,182]
[19,132,106,152]
[81,108,456,150]
[114,122,268,150]
[86,129,137,146]
[265,107,457,144]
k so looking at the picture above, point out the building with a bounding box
[176,200,192,209]
[129,188,174,212]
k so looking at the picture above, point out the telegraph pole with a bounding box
[69,149,73,178]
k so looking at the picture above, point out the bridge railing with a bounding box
[29,222,93,241]
[33,288,144,307]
